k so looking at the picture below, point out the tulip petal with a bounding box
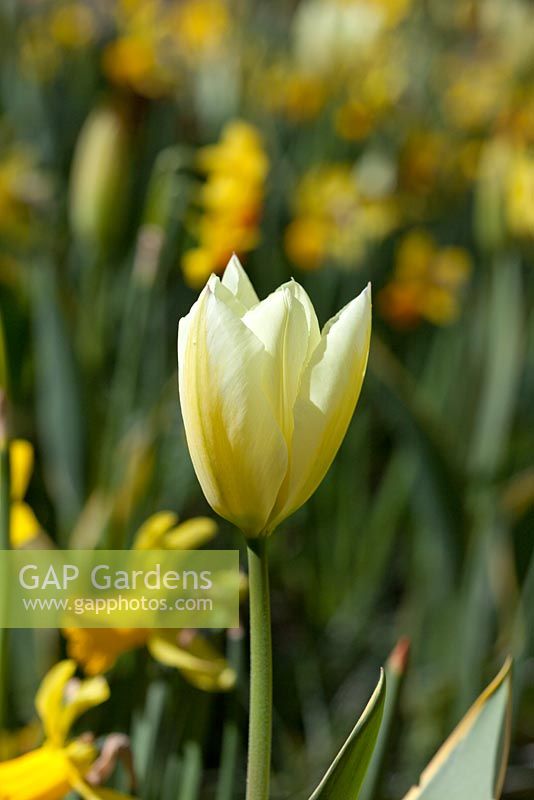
[242,281,312,442]
[287,281,321,360]
[178,282,287,535]
[269,285,371,529]
[221,254,259,308]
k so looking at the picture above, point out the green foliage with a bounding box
[402,660,512,800]
[309,671,386,800]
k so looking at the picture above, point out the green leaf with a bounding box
[30,261,84,542]
[308,669,386,800]
[402,659,513,800]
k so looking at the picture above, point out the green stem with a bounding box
[246,538,272,800]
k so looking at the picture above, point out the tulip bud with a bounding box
[178,256,371,537]
[69,102,131,250]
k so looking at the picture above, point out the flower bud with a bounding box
[178,256,371,536]
[69,102,131,250]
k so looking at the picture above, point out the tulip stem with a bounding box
[246,538,272,800]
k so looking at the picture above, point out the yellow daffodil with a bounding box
[167,0,230,62]
[182,121,268,288]
[64,511,236,692]
[9,440,43,548]
[285,163,397,270]
[378,230,471,328]
[102,1,173,100]
[0,660,134,800]
[178,256,371,536]
[64,627,236,692]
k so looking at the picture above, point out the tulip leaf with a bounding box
[402,659,512,800]
[308,669,386,800]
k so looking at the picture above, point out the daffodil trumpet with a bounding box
[178,255,371,800]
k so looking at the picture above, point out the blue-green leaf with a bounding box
[402,659,512,800]
[308,670,386,800]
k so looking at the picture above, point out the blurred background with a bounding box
[0,0,533,797]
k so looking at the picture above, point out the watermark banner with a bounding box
[0,550,240,629]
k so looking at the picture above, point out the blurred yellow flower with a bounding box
[182,121,268,287]
[398,131,447,198]
[0,660,133,800]
[506,148,534,240]
[285,217,331,271]
[103,36,169,97]
[335,59,406,141]
[102,0,231,95]
[442,58,510,132]
[17,2,101,81]
[285,163,398,270]
[260,64,327,123]
[178,256,371,536]
[49,2,97,50]
[65,627,236,692]
[167,0,230,61]
[378,230,472,327]
[0,149,48,243]
[9,440,43,549]
[64,511,235,691]
[102,0,172,97]
[499,87,534,147]
[132,510,217,551]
